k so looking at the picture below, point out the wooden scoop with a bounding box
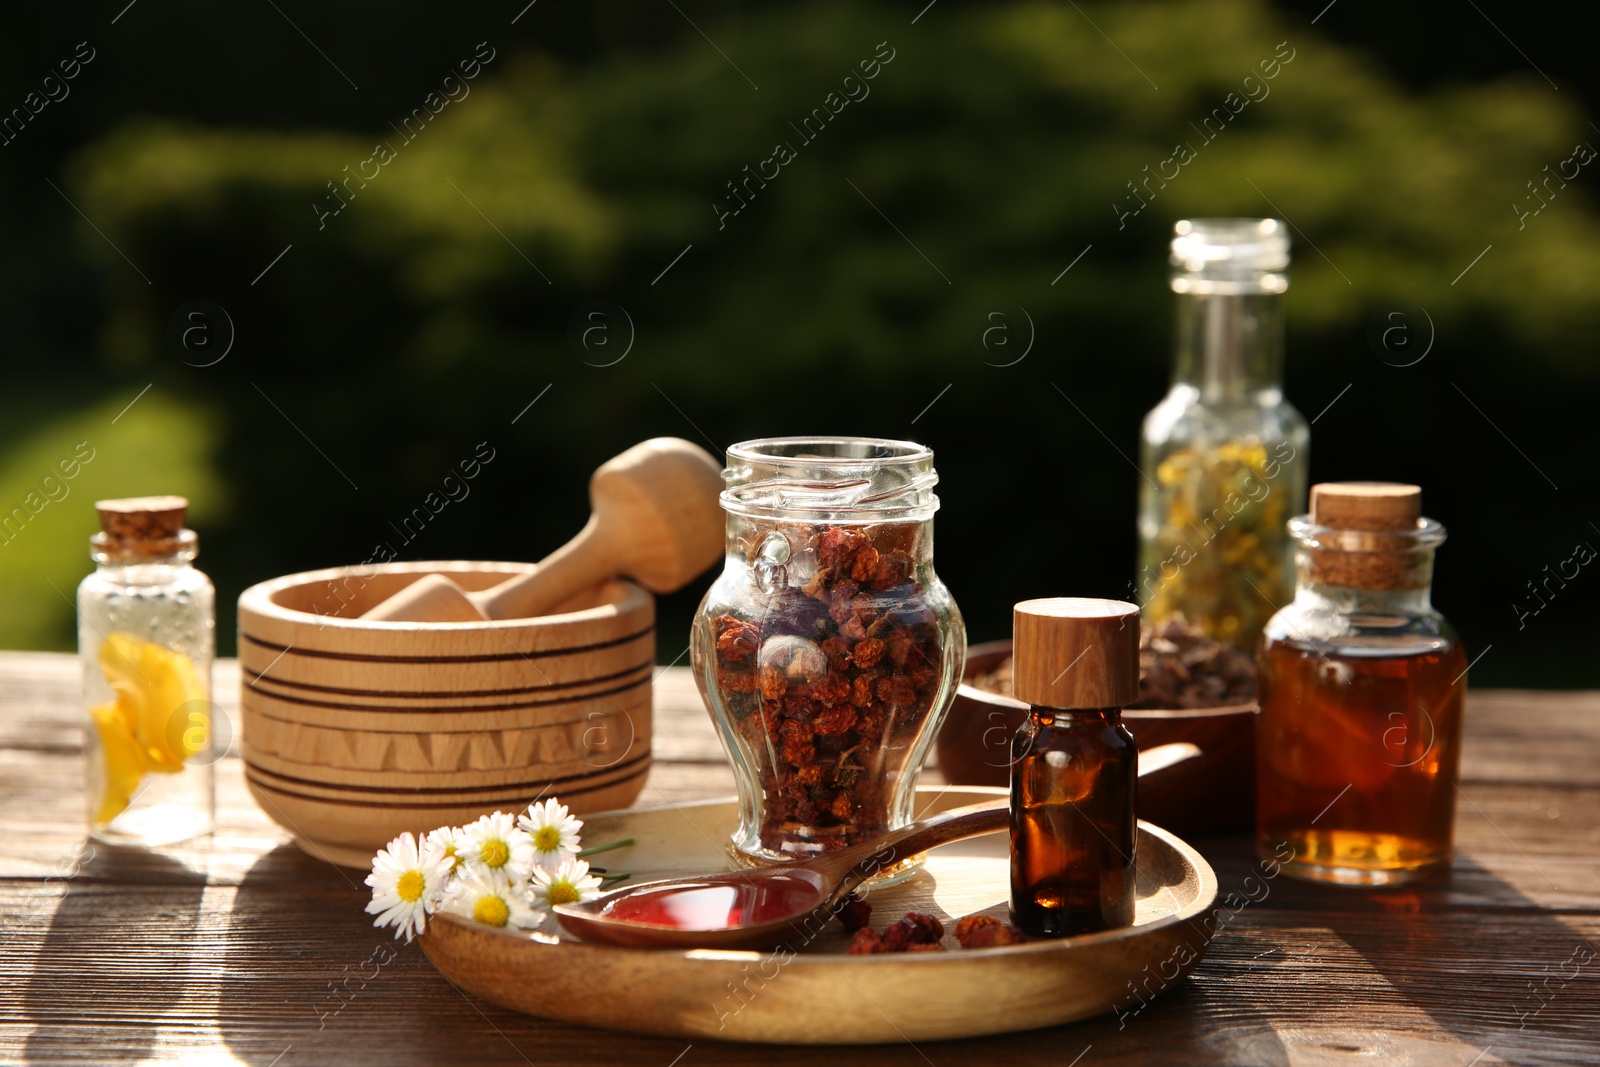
[363,438,725,623]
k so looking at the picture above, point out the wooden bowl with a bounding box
[935,640,1257,835]
[420,787,1218,1044]
[237,561,653,867]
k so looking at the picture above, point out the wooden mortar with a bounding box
[237,561,654,867]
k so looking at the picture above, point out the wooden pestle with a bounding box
[363,438,725,623]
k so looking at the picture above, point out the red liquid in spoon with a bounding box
[600,876,822,931]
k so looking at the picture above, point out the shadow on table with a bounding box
[208,841,1293,1067]
[19,843,206,1065]
[213,836,1594,1066]
[1195,836,1600,1064]
[216,842,417,1066]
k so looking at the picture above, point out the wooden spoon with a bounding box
[363,438,725,623]
[553,741,1202,950]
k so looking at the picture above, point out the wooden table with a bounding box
[3,651,1597,1066]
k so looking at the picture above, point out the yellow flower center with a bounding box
[545,881,580,906]
[480,838,510,869]
[444,844,461,871]
[397,870,426,903]
[533,826,562,852]
[473,895,511,927]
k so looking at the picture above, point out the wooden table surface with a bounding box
[2,650,1597,1066]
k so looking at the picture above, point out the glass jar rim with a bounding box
[726,436,933,466]
[721,436,938,521]
[1288,515,1446,553]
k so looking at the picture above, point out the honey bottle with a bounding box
[1009,598,1140,936]
[1256,482,1466,885]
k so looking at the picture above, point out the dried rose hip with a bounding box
[835,891,873,933]
[953,914,1029,948]
[953,914,1002,945]
[714,615,759,662]
[848,928,887,955]
[881,912,944,951]
[852,637,887,669]
[964,923,1029,948]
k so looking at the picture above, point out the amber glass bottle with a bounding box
[1009,598,1139,936]
[1257,483,1466,885]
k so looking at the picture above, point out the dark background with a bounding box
[1,0,1595,686]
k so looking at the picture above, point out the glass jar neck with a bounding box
[720,437,939,524]
[1287,516,1444,616]
[1292,544,1436,616]
[91,535,198,582]
[1172,291,1284,402]
[1291,573,1435,616]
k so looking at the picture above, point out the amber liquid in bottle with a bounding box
[1257,639,1465,884]
[1010,708,1137,936]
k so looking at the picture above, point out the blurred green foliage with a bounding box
[0,391,222,649]
[5,0,1597,684]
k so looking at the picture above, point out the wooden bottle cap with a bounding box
[95,496,189,542]
[1310,482,1421,531]
[1012,598,1140,710]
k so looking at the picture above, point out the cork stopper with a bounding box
[1012,598,1140,710]
[1310,482,1420,531]
[93,496,193,560]
[1305,482,1428,589]
[97,496,187,540]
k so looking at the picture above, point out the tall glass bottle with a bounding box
[79,496,215,846]
[1137,218,1309,651]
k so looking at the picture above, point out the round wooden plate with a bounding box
[419,787,1218,1044]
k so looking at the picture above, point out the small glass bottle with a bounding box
[79,496,215,846]
[1009,598,1139,937]
[1256,482,1466,885]
[1137,218,1309,651]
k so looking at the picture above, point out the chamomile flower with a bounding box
[518,798,584,870]
[441,868,544,930]
[426,825,467,877]
[461,811,535,885]
[365,832,453,942]
[530,857,603,909]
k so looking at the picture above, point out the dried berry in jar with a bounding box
[708,522,947,857]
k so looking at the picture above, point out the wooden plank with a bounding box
[4,651,1599,1065]
[1460,690,1600,787]
[10,652,1599,787]
[3,878,1595,1065]
[2,757,1588,911]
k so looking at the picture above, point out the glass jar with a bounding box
[79,496,215,846]
[691,438,965,866]
[1137,218,1309,651]
[1256,483,1466,886]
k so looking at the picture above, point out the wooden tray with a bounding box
[420,787,1218,1044]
